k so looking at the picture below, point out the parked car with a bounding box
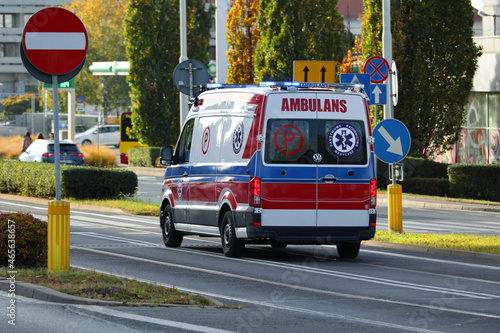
[75,125,89,133]
[74,125,120,146]
[18,139,84,165]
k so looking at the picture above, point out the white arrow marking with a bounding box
[350,75,369,101]
[372,85,382,104]
[378,126,403,155]
[25,32,86,50]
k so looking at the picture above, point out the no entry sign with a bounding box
[22,7,88,76]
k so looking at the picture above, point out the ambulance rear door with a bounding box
[261,91,372,228]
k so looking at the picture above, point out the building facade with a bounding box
[0,0,71,99]
[435,0,500,164]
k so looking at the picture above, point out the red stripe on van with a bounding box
[261,183,370,210]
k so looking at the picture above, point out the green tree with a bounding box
[1,95,42,122]
[361,0,481,157]
[63,0,130,117]
[392,0,481,157]
[254,0,344,81]
[124,0,213,146]
[226,0,260,84]
[360,0,382,61]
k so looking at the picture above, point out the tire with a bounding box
[221,210,244,257]
[162,204,183,247]
[336,242,361,259]
[82,139,92,145]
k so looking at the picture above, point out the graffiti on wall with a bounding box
[434,93,500,165]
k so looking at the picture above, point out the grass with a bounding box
[374,230,500,255]
[0,267,214,306]
[71,198,158,215]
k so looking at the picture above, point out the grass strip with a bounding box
[0,267,213,306]
[374,231,500,255]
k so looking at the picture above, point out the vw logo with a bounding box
[313,153,323,163]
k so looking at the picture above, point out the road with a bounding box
[1,197,500,332]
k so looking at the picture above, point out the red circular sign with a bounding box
[274,124,304,155]
[202,127,210,154]
[22,7,88,75]
[364,56,390,84]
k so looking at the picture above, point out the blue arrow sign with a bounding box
[370,84,386,105]
[340,73,372,105]
[373,119,411,163]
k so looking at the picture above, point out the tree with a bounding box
[361,0,481,157]
[62,0,130,116]
[360,0,382,61]
[254,0,344,82]
[124,0,213,147]
[226,0,260,84]
[392,0,481,157]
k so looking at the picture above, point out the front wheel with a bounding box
[221,211,244,257]
[82,139,92,145]
[337,242,361,259]
[162,204,183,247]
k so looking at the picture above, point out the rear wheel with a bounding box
[337,242,360,259]
[162,204,183,247]
[221,211,244,257]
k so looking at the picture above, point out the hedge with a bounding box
[128,147,161,167]
[448,164,500,202]
[377,157,449,188]
[0,213,47,268]
[0,160,137,199]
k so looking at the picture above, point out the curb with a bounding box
[365,240,500,262]
[377,194,500,213]
[0,279,221,307]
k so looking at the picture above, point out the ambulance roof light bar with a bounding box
[206,83,257,89]
[258,81,364,91]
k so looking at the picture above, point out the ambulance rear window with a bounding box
[264,119,367,165]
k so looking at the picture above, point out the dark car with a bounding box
[18,139,85,165]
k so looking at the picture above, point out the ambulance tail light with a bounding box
[250,177,261,207]
[370,178,377,208]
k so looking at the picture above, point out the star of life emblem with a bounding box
[328,123,360,157]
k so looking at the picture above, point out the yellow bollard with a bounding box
[48,200,70,274]
[388,184,403,232]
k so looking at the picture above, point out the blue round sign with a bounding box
[373,119,411,163]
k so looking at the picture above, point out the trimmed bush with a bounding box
[0,213,47,268]
[377,157,449,188]
[402,178,450,197]
[0,160,137,199]
[0,160,55,198]
[128,147,161,167]
[449,164,500,202]
[62,167,137,199]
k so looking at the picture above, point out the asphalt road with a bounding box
[1,197,500,332]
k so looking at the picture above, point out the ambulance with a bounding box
[159,82,377,258]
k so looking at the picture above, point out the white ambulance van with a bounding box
[159,82,377,258]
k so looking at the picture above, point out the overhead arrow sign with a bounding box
[293,61,336,83]
[373,119,411,163]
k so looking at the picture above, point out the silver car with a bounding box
[74,125,120,146]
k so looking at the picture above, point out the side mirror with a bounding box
[160,146,174,166]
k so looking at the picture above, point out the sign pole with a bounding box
[52,75,61,201]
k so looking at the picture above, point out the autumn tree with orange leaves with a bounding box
[63,0,130,116]
[226,0,260,84]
